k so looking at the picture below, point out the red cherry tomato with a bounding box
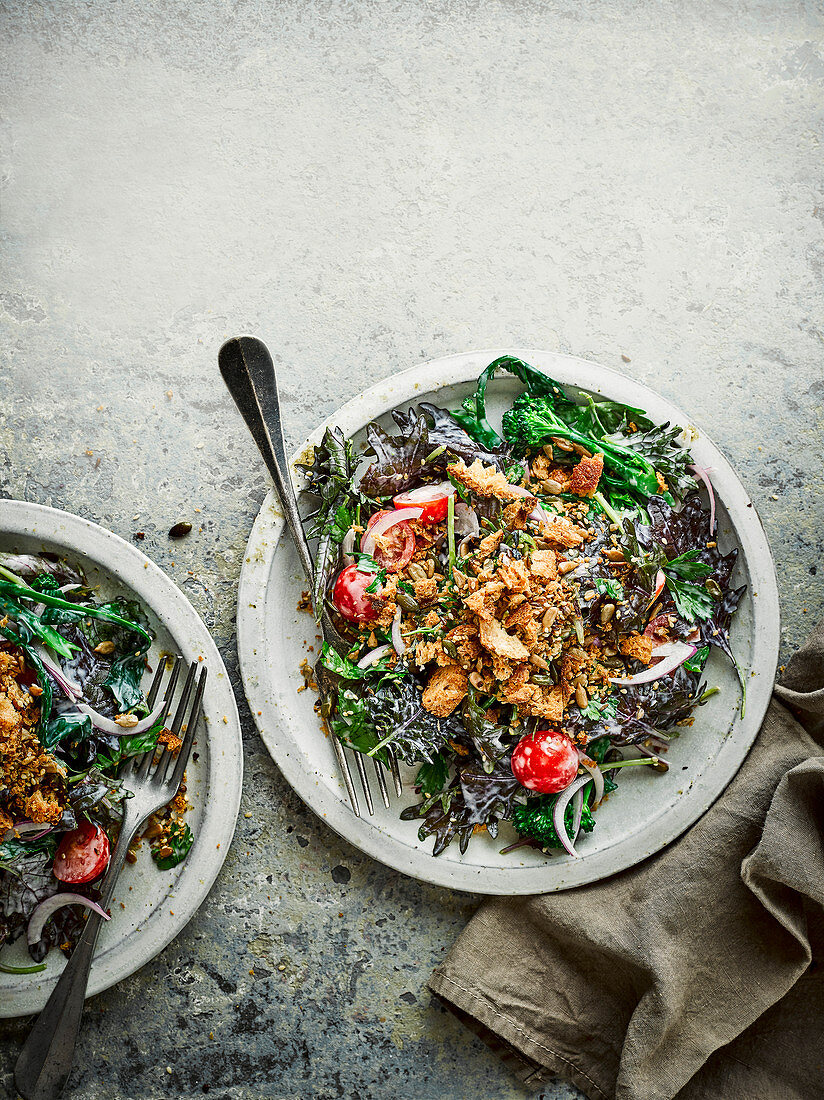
[53,820,110,885]
[364,510,416,572]
[332,564,380,623]
[511,729,579,794]
[393,482,454,525]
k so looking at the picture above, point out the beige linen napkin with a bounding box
[429,622,824,1100]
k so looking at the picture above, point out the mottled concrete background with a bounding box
[1,1,822,1097]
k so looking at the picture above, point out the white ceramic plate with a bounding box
[0,501,243,1017]
[237,349,779,894]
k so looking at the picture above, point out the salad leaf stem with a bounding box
[0,575,152,646]
[447,492,456,577]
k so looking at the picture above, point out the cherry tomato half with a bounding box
[332,563,380,624]
[53,820,110,885]
[364,510,416,573]
[393,482,455,525]
[511,729,579,794]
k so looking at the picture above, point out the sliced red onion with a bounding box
[360,507,423,558]
[552,774,591,857]
[357,644,392,669]
[577,750,605,807]
[648,569,666,608]
[28,894,110,947]
[1,821,53,845]
[391,606,405,655]
[394,481,455,506]
[610,641,697,686]
[453,502,480,540]
[689,464,716,535]
[341,528,356,567]
[33,646,81,700]
[77,696,167,737]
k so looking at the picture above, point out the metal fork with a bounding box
[15,657,206,1100]
[218,334,402,817]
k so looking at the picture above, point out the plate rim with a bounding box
[0,498,244,1017]
[237,347,779,894]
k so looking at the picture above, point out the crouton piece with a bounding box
[476,529,504,560]
[446,624,482,665]
[620,633,654,665]
[502,682,566,722]
[539,517,587,548]
[412,576,439,603]
[447,459,523,502]
[464,580,506,620]
[479,618,530,661]
[491,654,515,682]
[497,557,530,593]
[529,549,558,581]
[415,638,444,667]
[504,602,534,631]
[568,453,604,497]
[422,663,468,717]
[502,498,534,530]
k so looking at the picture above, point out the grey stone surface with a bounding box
[0,0,822,1096]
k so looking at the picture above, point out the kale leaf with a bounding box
[299,426,361,618]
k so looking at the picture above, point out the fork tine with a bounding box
[332,738,360,817]
[373,758,390,809]
[135,657,183,781]
[153,661,198,786]
[166,665,206,793]
[353,751,374,815]
[387,750,403,798]
[145,661,167,709]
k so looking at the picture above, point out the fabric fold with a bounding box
[429,622,824,1100]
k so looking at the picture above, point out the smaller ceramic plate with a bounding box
[0,501,243,1018]
[238,349,779,895]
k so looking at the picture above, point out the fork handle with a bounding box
[14,823,135,1100]
[218,336,316,586]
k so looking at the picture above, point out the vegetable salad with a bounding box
[0,555,192,972]
[304,357,746,857]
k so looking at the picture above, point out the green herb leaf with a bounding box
[594,577,624,600]
[152,821,194,870]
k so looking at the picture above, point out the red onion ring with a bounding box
[28,893,110,947]
[576,750,605,806]
[360,507,423,559]
[33,646,81,700]
[391,606,405,655]
[356,644,392,669]
[609,641,697,686]
[552,774,591,857]
[76,696,167,738]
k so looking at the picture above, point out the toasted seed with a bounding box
[425,558,435,578]
[469,671,485,690]
[572,672,588,686]
[407,562,427,582]
[600,602,616,624]
[157,845,174,859]
[529,654,549,670]
[582,589,596,601]
[115,713,140,729]
[29,684,43,697]
[603,548,625,562]
[575,684,589,708]
[571,441,592,458]
[541,444,554,460]
[551,435,574,452]
[169,521,192,539]
[558,560,579,575]
[542,607,558,630]
[94,639,116,655]
[543,478,564,494]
